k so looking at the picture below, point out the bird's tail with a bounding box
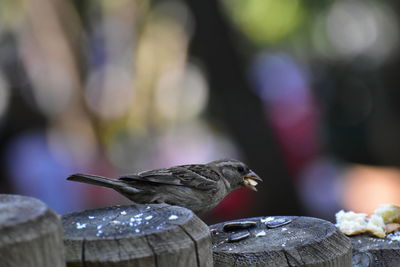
[67,173,124,189]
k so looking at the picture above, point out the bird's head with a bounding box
[209,159,262,191]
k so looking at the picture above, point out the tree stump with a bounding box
[0,194,65,267]
[62,204,212,267]
[351,234,400,267]
[210,216,352,267]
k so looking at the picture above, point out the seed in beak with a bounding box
[244,171,263,182]
[247,179,258,187]
[242,178,258,191]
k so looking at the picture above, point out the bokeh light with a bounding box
[0,73,10,119]
[1,0,400,224]
[223,0,304,45]
[313,0,399,64]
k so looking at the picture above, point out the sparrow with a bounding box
[67,159,262,214]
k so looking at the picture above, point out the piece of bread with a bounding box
[335,210,368,236]
[365,214,386,238]
[385,223,400,234]
[373,204,400,224]
[335,204,400,238]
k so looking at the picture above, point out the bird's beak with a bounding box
[241,171,262,191]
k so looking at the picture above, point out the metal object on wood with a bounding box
[210,216,352,267]
[0,194,65,267]
[62,203,212,267]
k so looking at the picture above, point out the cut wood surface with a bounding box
[351,234,400,267]
[62,203,212,267]
[210,216,352,267]
[0,194,65,267]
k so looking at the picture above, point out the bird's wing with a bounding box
[118,165,220,191]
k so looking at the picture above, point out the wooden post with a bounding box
[62,204,212,266]
[0,194,65,267]
[351,234,400,266]
[210,216,352,267]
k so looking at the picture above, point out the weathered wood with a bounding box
[0,194,65,267]
[210,216,352,267]
[351,234,400,267]
[62,204,212,266]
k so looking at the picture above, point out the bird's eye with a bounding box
[237,166,244,173]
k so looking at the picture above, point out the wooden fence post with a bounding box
[351,234,400,266]
[210,216,352,267]
[62,203,212,266]
[0,194,65,267]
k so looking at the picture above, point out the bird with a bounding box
[67,159,262,214]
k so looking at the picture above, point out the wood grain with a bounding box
[0,194,65,267]
[351,234,400,267]
[210,216,352,267]
[62,203,212,266]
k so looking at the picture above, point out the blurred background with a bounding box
[1,0,400,224]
